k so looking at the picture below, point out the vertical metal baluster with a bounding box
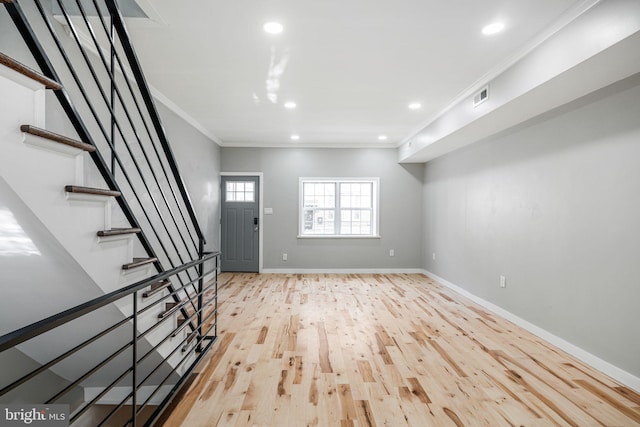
[131,293,138,427]
[110,15,116,177]
[197,240,204,352]
[215,255,218,338]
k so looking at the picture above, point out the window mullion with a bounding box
[335,182,341,235]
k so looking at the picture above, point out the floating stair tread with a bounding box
[181,331,198,352]
[170,315,188,338]
[122,257,157,270]
[158,302,179,319]
[21,125,95,152]
[0,52,62,90]
[97,228,141,237]
[65,185,120,197]
[142,279,171,298]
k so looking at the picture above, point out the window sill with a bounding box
[297,235,381,239]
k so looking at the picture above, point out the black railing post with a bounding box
[110,15,116,176]
[132,292,138,427]
[215,255,219,338]
[197,239,204,352]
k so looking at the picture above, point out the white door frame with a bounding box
[220,172,264,273]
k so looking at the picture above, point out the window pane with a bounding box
[301,179,376,236]
[304,209,335,234]
[304,182,335,208]
[226,181,255,202]
[340,182,372,208]
[340,209,372,235]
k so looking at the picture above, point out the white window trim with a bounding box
[298,177,380,239]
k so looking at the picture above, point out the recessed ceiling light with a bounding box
[482,22,505,35]
[378,135,388,141]
[284,101,297,109]
[290,134,300,141]
[408,102,422,110]
[263,21,284,34]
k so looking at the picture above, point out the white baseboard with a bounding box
[260,268,426,274]
[422,270,640,393]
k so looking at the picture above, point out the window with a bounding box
[299,178,379,237]
[225,181,254,202]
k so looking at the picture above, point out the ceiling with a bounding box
[123,0,588,149]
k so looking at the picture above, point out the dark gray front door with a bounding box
[221,175,259,272]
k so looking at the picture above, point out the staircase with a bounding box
[0,1,219,425]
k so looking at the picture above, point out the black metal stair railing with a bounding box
[4,0,207,299]
[1,0,220,424]
[0,252,220,426]
[6,0,213,330]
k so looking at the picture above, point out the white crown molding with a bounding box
[147,87,222,145]
[218,141,397,149]
[423,269,640,393]
[399,0,603,148]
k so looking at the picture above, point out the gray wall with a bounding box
[157,103,221,253]
[422,74,640,377]
[221,148,424,270]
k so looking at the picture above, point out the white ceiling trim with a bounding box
[148,87,223,145]
[398,0,640,163]
[400,0,603,148]
[218,141,397,149]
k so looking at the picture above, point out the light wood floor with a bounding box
[161,273,640,426]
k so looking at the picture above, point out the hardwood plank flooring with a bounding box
[161,273,640,427]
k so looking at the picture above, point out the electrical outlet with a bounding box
[282,253,288,261]
[500,275,506,288]
[432,252,436,260]
[389,249,395,257]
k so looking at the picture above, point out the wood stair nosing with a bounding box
[122,257,157,271]
[158,302,180,319]
[181,330,198,352]
[21,125,96,152]
[170,316,187,338]
[65,185,121,198]
[0,52,62,90]
[142,279,172,298]
[97,227,141,237]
